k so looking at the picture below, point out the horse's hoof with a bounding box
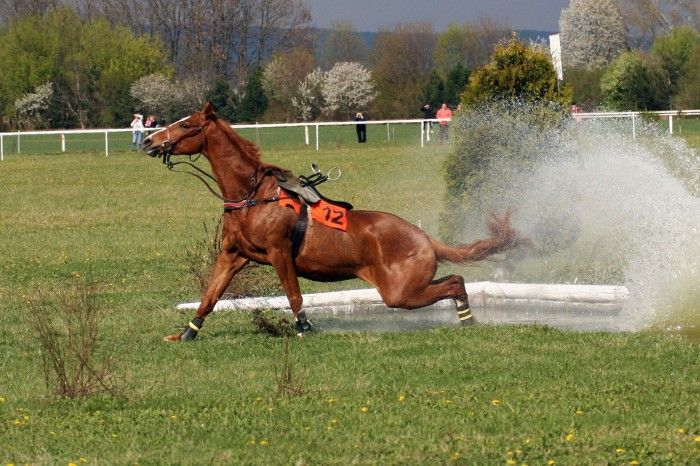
[456,306,476,326]
[163,333,182,342]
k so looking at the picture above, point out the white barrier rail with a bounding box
[2,110,698,160]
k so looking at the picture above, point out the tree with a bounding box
[130,73,207,122]
[461,36,571,108]
[600,51,669,110]
[204,78,237,122]
[14,82,54,129]
[318,20,367,70]
[370,22,436,118]
[651,26,699,97]
[444,63,470,107]
[559,0,627,70]
[674,44,700,108]
[261,48,316,121]
[0,7,170,128]
[322,62,376,120]
[433,20,510,79]
[619,0,700,47]
[421,71,445,109]
[237,68,268,123]
[563,67,605,110]
[291,68,325,121]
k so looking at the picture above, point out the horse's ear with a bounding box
[202,101,217,120]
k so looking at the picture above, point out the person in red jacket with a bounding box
[435,103,452,143]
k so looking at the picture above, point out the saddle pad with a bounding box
[279,196,348,231]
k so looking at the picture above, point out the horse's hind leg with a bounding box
[164,251,249,342]
[378,274,475,326]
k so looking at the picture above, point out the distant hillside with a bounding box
[313,28,555,60]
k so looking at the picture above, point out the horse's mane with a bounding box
[214,118,262,161]
[212,116,285,173]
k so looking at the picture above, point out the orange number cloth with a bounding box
[279,196,348,231]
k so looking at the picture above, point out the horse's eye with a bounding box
[181,122,190,128]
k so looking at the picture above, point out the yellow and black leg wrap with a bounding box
[455,299,475,326]
[181,317,204,341]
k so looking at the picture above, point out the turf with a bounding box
[0,138,698,464]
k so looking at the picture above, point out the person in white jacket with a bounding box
[130,113,144,149]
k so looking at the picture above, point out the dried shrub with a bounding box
[274,338,308,398]
[28,281,119,399]
[251,309,295,337]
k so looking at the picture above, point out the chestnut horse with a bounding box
[142,102,519,341]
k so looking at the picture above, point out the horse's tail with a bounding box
[430,211,519,264]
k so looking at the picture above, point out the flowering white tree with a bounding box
[130,73,207,121]
[559,0,627,69]
[15,82,54,129]
[291,68,325,121]
[321,62,376,119]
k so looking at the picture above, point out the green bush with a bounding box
[461,36,571,107]
[600,51,669,110]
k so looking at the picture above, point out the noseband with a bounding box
[152,118,211,167]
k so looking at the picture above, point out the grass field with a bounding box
[1,133,698,464]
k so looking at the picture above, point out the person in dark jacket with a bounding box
[354,112,368,143]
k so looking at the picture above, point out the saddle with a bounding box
[271,164,353,259]
[272,164,353,210]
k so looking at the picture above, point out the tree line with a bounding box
[0,0,698,130]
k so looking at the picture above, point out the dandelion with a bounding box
[170,415,177,420]
[398,394,406,402]
[304,426,311,432]
[491,399,500,406]
[547,460,556,465]
[326,397,337,404]
[676,428,685,434]
[564,432,575,442]
[694,435,700,442]
[360,406,368,413]
[69,463,78,466]
[0,396,5,403]
[248,439,256,445]
[615,448,625,454]
[259,439,269,446]
[506,460,516,465]
[451,452,461,459]
[255,396,263,402]
[575,409,584,415]
[629,461,639,465]
[79,458,88,463]
[331,419,338,425]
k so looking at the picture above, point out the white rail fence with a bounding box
[1,110,698,161]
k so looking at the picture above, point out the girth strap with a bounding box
[291,204,309,259]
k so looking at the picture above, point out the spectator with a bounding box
[435,103,452,143]
[420,103,435,138]
[144,114,156,128]
[130,113,144,149]
[354,111,368,143]
[571,102,583,122]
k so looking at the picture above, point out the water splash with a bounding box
[453,111,699,331]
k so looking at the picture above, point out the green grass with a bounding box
[1,143,698,464]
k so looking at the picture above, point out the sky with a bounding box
[305,0,570,33]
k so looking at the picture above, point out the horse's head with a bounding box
[142,102,216,159]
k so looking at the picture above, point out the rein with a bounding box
[156,119,276,208]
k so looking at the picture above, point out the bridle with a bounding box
[150,116,274,208]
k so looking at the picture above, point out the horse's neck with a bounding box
[204,134,260,201]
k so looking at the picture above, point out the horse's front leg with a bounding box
[164,251,249,342]
[267,250,312,335]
